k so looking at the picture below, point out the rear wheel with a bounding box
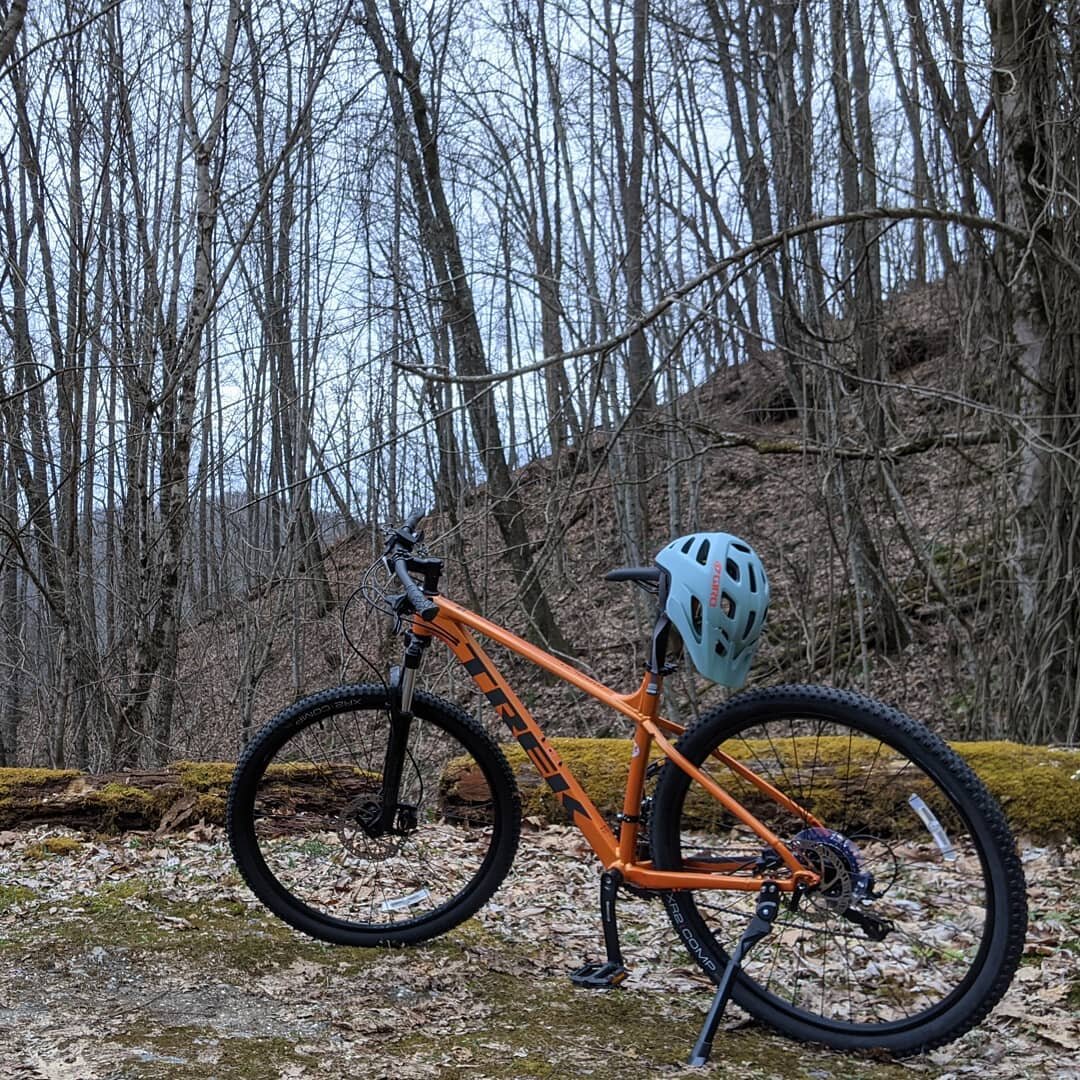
[227,684,520,946]
[650,684,1026,1054]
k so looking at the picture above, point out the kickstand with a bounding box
[569,869,630,989]
[688,881,781,1067]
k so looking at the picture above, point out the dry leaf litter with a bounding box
[0,824,1076,1079]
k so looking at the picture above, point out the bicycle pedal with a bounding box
[569,961,630,989]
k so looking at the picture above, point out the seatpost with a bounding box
[646,613,672,691]
[646,570,674,692]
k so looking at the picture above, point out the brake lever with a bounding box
[384,524,423,556]
[390,593,410,634]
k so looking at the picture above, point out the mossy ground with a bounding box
[387,974,907,1080]
[0,833,923,1080]
[1,879,370,977]
[0,882,35,912]
[109,1029,324,1080]
[1,810,1075,1078]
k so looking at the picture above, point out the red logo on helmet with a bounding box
[709,560,723,607]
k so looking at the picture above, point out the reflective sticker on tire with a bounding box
[908,793,958,861]
[379,888,432,912]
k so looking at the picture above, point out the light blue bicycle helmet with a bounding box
[655,532,769,687]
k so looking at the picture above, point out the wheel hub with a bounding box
[338,798,401,859]
[792,827,874,912]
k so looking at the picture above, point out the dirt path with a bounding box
[0,825,1077,1079]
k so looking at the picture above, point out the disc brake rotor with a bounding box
[337,798,402,860]
[792,827,872,912]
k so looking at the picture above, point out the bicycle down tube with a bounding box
[413,596,820,894]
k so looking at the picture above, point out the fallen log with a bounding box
[444,737,1080,841]
[0,761,390,834]
[0,764,236,832]
[1,739,1077,839]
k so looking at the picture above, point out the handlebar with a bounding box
[384,508,428,554]
[391,554,440,621]
[382,509,440,621]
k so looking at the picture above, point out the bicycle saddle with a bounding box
[604,566,662,584]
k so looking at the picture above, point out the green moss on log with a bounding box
[3,737,1077,839]
[0,768,85,827]
[174,761,235,790]
[0,759,377,832]
[482,736,1080,839]
[951,742,1080,838]
[0,768,191,830]
[0,767,79,791]
[500,738,662,822]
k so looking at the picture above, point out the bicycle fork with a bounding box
[377,632,430,836]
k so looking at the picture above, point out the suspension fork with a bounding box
[379,631,430,834]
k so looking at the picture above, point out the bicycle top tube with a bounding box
[422,595,665,728]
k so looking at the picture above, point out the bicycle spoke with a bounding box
[234,688,513,940]
[652,686,1024,1049]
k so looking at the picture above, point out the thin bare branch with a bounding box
[393,205,1060,386]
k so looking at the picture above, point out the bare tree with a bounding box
[986,0,1080,743]
[359,0,572,653]
[0,0,27,69]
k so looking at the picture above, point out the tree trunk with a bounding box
[361,0,572,653]
[0,0,26,70]
[989,0,1080,742]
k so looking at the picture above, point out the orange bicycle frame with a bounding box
[413,597,821,894]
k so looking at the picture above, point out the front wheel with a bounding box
[650,684,1026,1055]
[227,684,521,946]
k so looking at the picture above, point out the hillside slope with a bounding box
[176,295,1001,758]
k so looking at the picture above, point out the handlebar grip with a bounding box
[394,557,439,620]
[404,508,428,533]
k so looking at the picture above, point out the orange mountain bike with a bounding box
[227,512,1026,1064]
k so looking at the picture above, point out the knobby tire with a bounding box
[227,685,520,947]
[650,684,1026,1055]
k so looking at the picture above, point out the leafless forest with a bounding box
[0,0,1077,768]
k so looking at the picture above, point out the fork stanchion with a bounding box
[688,881,781,1067]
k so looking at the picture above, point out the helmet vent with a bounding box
[745,610,757,635]
[726,558,740,582]
[747,563,757,591]
[715,640,728,658]
[695,539,710,565]
[681,537,695,554]
[732,542,751,554]
[690,596,703,637]
[721,592,735,619]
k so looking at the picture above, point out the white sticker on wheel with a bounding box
[379,888,432,913]
[908,794,958,861]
